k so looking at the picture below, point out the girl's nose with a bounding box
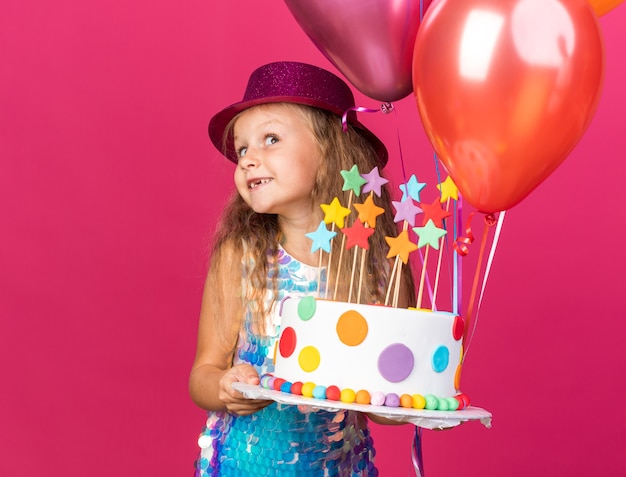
[239,149,261,169]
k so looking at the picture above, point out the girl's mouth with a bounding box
[248,178,272,190]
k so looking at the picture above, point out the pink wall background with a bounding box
[1,1,625,476]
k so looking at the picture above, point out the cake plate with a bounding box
[232,382,492,430]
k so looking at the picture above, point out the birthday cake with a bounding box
[263,296,468,411]
[258,166,472,411]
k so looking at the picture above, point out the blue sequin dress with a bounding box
[195,246,378,476]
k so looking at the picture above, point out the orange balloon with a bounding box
[413,0,605,213]
[589,0,623,16]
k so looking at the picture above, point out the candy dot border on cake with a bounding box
[258,373,470,412]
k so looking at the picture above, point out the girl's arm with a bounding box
[189,240,272,415]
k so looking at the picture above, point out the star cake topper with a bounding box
[360,166,389,197]
[320,197,351,228]
[341,165,367,196]
[306,221,337,253]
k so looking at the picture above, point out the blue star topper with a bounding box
[306,221,337,253]
[399,174,427,202]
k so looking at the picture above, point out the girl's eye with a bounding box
[237,146,248,158]
[264,135,278,146]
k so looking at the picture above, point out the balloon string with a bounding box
[391,105,409,187]
[411,426,425,477]
[432,152,457,313]
[439,148,462,314]
[453,211,477,257]
[463,211,505,362]
[341,103,394,132]
[461,213,498,356]
[452,197,463,315]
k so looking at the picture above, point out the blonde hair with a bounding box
[210,103,415,336]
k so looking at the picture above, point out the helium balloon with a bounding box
[588,0,623,16]
[285,0,433,102]
[413,0,605,213]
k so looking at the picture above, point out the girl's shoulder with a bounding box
[210,237,245,273]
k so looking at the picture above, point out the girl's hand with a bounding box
[219,364,273,415]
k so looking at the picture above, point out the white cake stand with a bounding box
[232,382,492,430]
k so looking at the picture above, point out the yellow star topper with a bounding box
[385,230,418,264]
[353,195,385,228]
[320,197,351,228]
[436,176,459,203]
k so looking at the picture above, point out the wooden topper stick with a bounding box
[324,223,336,299]
[316,248,324,295]
[416,245,430,309]
[393,255,403,308]
[348,243,359,303]
[357,246,367,304]
[395,221,411,307]
[357,193,375,304]
[333,191,354,300]
[387,220,410,307]
[385,256,400,306]
[431,237,445,310]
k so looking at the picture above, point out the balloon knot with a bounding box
[380,102,394,114]
[484,213,497,226]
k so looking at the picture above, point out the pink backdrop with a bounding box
[1,1,625,476]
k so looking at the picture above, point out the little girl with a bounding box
[190,61,415,476]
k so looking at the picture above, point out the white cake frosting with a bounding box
[270,296,466,408]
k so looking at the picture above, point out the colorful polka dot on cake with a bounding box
[298,346,320,372]
[336,310,368,346]
[278,327,296,358]
[455,364,463,390]
[296,296,317,320]
[378,343,414,382]
[432,345,450,373]
[452,315,464,341]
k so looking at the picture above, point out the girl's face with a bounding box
[233,104,321,219]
